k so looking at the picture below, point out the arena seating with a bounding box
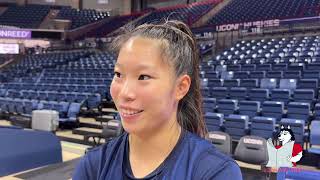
[200,35,320,150]
[207,0,320,26]
[137,0,220,26]
[85,13,143,37]
[0,4,50,28]
[0,51,114,123]
[56,6,109,29]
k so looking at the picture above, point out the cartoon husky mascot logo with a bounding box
[266,125,303,169]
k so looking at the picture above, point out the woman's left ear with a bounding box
[175,75,191,101]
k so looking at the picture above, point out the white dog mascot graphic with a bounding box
[266,125,303,169]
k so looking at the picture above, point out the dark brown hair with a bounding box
[111,20,207,137]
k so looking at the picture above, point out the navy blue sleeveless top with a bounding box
[73,130,242,180]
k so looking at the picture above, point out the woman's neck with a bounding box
[128,120,182,178]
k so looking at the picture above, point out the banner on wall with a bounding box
[0,43,19,54]
[216,19,280,32]
[0,29,31,39]
[98,0,109,4]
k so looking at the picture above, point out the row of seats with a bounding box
[0,97,80,122]
[2,89,101,108]
[0,4,50,28]
[137,0,219,26]
[39,77,112,85]
[207,0,320,25]
[205,112,307,145]
[43,72,112,78]
[43,65,112,76]
[84,13,143,38]
[207,128,320,170]
[203,98,319,123]
[204,87,318,108]
[216,36,320,61]
[56,7,109,29]
[202,78,319,90]
[205,63,320,72]
[204,70,320,81]
[0,51,116,124]
[0,83,109,99]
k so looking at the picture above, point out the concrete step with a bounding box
[0,120,12,126]
[57,130,106,146]
[72,127,102,137]
[79,118,103,129]
[56,130,94,146]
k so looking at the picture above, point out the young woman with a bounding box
[73,20,242,180]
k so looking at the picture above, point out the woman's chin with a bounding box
[122,124,140,134]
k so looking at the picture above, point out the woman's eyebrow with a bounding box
[115,63,153,70]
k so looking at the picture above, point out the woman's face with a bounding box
[110,37,183,135]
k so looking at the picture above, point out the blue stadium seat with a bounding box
[241,64,256,71]
[208,79,223,87]
[303,71,320,79]
[284,71,301,79]
[211,87,228,99]
[23,100,38,117]
[233,71,249,79]
[308,121,320,156]
[266,71,283,78]
[260,78,277,90]
[279,79,297,94]
[216,99,238,116]
[224,114,249,140]
[238,100,260,119]
[286,102,311,124]
[261,101,284,122]
[202,98,216,113]
[293,89,315,104]
[221,71,234,80]
[271,89,291,105]
[60,102,81,122]
[272,63,288,71]
[53,102,69,119]
[229,87,247,100]
[204,112,224,132]
[223,79,240,89]
[257,64,271,71]
[87,94,102,109]
[297,79,319,90]
[249,88,269,102]
[240,79,258,89]
[227,65,241,71]
[315,103,320,120]
[251,116,276,139]
[250,71,266,79]
[201,87,210,97]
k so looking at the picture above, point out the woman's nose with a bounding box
[119,80,136,101]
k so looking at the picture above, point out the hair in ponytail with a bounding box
[112,20,207,137]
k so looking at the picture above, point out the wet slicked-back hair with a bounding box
[111,20,207,137]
